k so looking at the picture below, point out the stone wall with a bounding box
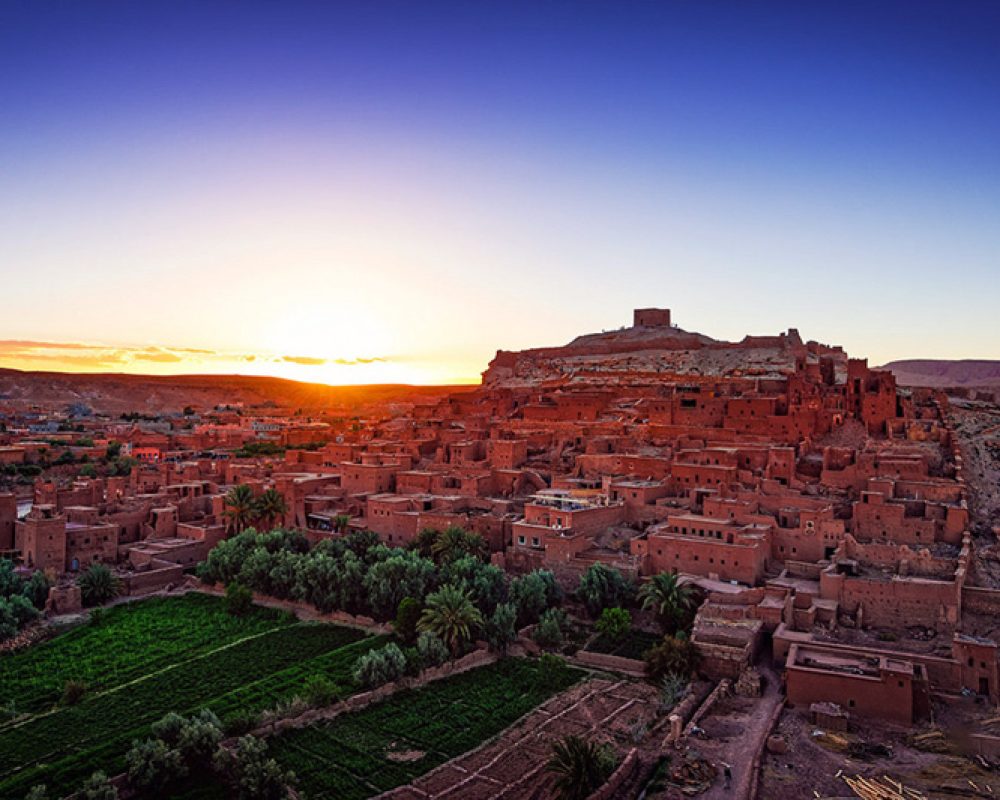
[574,649,646,676]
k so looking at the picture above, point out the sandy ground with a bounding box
[759,694,1000,800]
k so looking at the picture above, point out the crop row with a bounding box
[0,593,291,715]
[0,621,376,799]
[267,658,583,800]
[586,629,660,661]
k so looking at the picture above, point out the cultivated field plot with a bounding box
[385,677,660,800]
[0,592,387,799]
[584,629,661,661]
[0,593,293,714]
[266,658,585,800]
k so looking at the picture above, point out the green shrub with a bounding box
[643,635,699,682]
[533,608,567,650]
[486,602,518,655]
[225,582,254,617]
[394,596,422,645]
[416,631,449,668]
[215,734,294,800]
[61,680,88,706]
[224,709,260,737]
[303,675,338,707]
[352,643,407,688]
[537,652,570,690]
[80,771,119,800]
[21,571,51,610]
[595,607,631,642]
[125,738,187,794]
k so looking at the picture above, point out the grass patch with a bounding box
[267,657,584,800]
[586,629,661,661]
[0,595,388,799]
[0,593,292,716]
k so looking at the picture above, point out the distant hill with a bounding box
[880,360,1000,388]
[0,368,473,414]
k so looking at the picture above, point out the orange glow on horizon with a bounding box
[0,339,483,387]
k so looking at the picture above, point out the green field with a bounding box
[585,628,661,661]
[267,658,584,800]
[0,593,388,799]
[0,593,294,715]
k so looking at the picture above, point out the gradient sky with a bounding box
[2,1,998,385]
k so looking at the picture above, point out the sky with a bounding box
[1,1,998,385]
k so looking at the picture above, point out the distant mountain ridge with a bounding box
[0,368,470,414]
[880,359,1000,388]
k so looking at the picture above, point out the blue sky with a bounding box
[1,1,998,383]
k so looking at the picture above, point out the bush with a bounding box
[174,709,224,765]
[659,674,688,712]
[595,607,631,642]
[416,631,449,668]
[21,571,51,610]
[537,652,570,690]
[80,771,119,800]
[486,602,518,655]
[643,635,700,682]
[394,596,422,645]
[352,643,408,688]
[125,738,188,794]
[510,570,562,626]
[302,675,339,707]
[77,563,121,607]
[533,608,567,650]
[223,709,260,737]
[0,594,40,640]
[403,646,424,676]
[61,680,88,706]
[216,735,294,800]
[225,582,254,617]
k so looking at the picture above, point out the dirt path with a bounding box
[688,668,784,800]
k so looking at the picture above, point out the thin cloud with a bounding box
[333,356,387,365]
[0,339,390,374]
[282,355,327,366]
[0,339,100,352]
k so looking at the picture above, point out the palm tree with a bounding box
[254,488,288,531]
[77,563,122,607]
[223,484,256,534]
[638,572,696,634]
[431,526,487,563]
[417,584,483,656]
[545,736,615,800]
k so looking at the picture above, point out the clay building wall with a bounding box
[0,493,15,551]
[785,644,922,725]
[14,506,66,572]
[340,462,398,495]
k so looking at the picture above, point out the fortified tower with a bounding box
[14,504,66,572]
[633,307,671,328]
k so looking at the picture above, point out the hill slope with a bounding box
[0,368,470,414]
[880,360,1000,388]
